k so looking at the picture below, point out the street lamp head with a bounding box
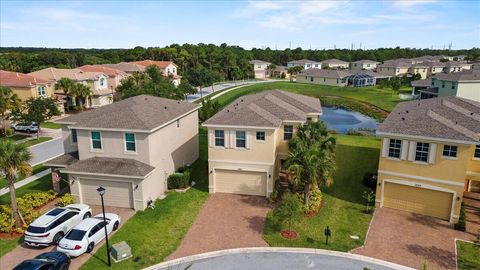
[97,186,106,196]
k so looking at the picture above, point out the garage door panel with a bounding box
[383,182,452,220]
[215,170,266,196]
[80,179,133,208]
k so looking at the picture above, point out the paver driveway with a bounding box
[166,193,272,260]
[0,206,134,270]
[353,208,476,270]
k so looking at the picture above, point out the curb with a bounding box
[143,247,415,270]
[28,136,61,149]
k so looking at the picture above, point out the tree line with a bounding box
[1,44,478,81]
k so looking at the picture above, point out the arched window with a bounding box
[100,78,106,86]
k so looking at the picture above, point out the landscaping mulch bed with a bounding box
[0,232,22,240]
[281,230,298,239]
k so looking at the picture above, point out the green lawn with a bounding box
[0,171,60,205]
[214,81,408,112]
[80,129,210,270]
[263,135,381,251]
[0,237,23,257]
[457,241,480,270]
[0,164,47,189]
[0,134,29,142]
[19,137,52,147]
[40,121,62,129]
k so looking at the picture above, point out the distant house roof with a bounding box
[130,60,177,69]
[56,95,199,132]
[203,90,321,128]
[444,61,470,68]
[101,63,146,73]
[300,68,352,79]
[422,61,446,68]
[287,59,320,64]
[377,96,480,144]
[434,70,480,82]
[351,59,379,64]
[322,59,349,65]
[378,60,412,68]
[249,60,271,65]
[411,78,432,87]
[346,70,390,79]
[78,65,127,78]
[410,63,429,68]
[28,68,106,82]
[0,70,49,88]
[62,157,155,178]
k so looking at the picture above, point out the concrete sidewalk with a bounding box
[0,169,51,196]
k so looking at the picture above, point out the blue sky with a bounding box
[1,0,479,49]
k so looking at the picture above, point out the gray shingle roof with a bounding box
[249,60,271,65]
[351,59,379,64]
[288,59,320,64]
[62,157,155,178]
[377,96,480,143]
[411,78,432,87]
[379,60,412,68]
[434,70,480,82]
[203,90,321,127]
[300,68,351,78]
[322,59,349,64]
[57,95,199,131]
[44,152,79,168]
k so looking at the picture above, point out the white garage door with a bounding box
[215,169,266,196]
[80,179,133,208]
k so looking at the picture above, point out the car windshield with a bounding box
[46,208,65,216]
[26,226,46,234]
[65,229,86,241]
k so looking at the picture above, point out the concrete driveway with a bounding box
[353,208,475,270]
[166,193,272,260]
[0,206,135,270]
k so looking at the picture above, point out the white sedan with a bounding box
[57,213,120,257]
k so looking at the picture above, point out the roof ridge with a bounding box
[247,103,281,126]
[443,99,480,122]
[274,90,319,112]
[264,93,306,119]
[427,110,480,141]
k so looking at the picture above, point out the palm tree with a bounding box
[267,64,277,78]
[287,66,304,82]
[70,83,92,109]
[0,140,32,227]
[285,121,336,205]
[0,86,21,129]
[54,78,75,111]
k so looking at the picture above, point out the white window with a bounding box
[284,125,293,140]
[125,133,136,152]
[442,145,457,158]
[388,139,402,158]
[236,131,246,148]
[256,131,265,141]
[215,130,224,147]
[415,142,430,162]
[173,67,176,73]
[37,86,47,97]
[91,131,102,150]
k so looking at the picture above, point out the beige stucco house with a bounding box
[350,60,379,71]
[45,95,199,210]
[297,68,351,87]
[376,97,480,222]
[249,60,272,79]
[101,62,146,74]
[78,65,128,92]
[29,68,113,109]
[203,90,321,197]
[321,59,349,69]
[131,60,182,86]
[287,59,322,70]
[377,60,411,77]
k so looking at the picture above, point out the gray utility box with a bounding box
[110,241,132,262]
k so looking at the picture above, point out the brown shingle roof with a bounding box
[322,59,349,65]
[434,70,480,82]
[411,78,432,87]
[44,152,79,168]
[203,90,321,128]
[288,59,320,64]
[131,60,177,69]
[0,70,49,88]
[300,68,351,78]
[62,157,154,178]
[101,63,146,73]
[29,68,106,82]
[78,65,126,77]
[56,95,199,131]
[377,96,480,143]
[249,60,271,65]
[378,60,412,68]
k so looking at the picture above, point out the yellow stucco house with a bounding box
[0,70,54,100]
[375,96,480,223]
[203,90,322,197]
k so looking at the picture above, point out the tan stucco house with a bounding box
[376,97,480,223]
[101,62,146,74]
[249,60,272,79]
[131,60,182,86]
[321,59,349,69]
[296,68,351,86]
[418,70,480,102]
[287,59,322,70]
[203,90,321,197]
[45,95,200,210]
[377,60,411,77]
[350,60,379,71]
[78,65,128,92]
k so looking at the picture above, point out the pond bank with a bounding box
[320,96,389,121]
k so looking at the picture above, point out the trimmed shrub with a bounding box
[168,172,190,189]
[4,128,14,137]
[304,188,323,214]
[454,202,466,231]
[57,193,74,207]
[268,177,281,203]
[363,173,378,190]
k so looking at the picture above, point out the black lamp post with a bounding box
[97,186,111,267]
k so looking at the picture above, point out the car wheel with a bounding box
[86,242,95,253]
[113,221,119,231]
[26,129,31,134]
[83,212,91,219]
[52,232,64,245]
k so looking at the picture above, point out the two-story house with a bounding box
[29,68,112,109]
[203,90,321,197]
[419,70,480,102]
[287,59,322,70]
[249,60,272,79]
[45,95,200,210]
[321,59,349,69]
[131,60,182,86]
[377,60,412,77]
[350,60,379,71]
[78,65,128,92]
[296,69,351,87]
[101,62,146,74]
[375,96,480,223]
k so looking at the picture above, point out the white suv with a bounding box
[24,204,92,247]
[12,122,39,134]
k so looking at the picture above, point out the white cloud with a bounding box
[392,0,436,8]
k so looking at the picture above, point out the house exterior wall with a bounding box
[409,67,428,79]
[378,67,410,77]
[322,63,349,69]
[296,75,348,86]
[287,62,321,70]
[91,94,113,108]
[9,84,55,101]
[376,136,477,222]
[350,63,377,70]
[434,78,480,102]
